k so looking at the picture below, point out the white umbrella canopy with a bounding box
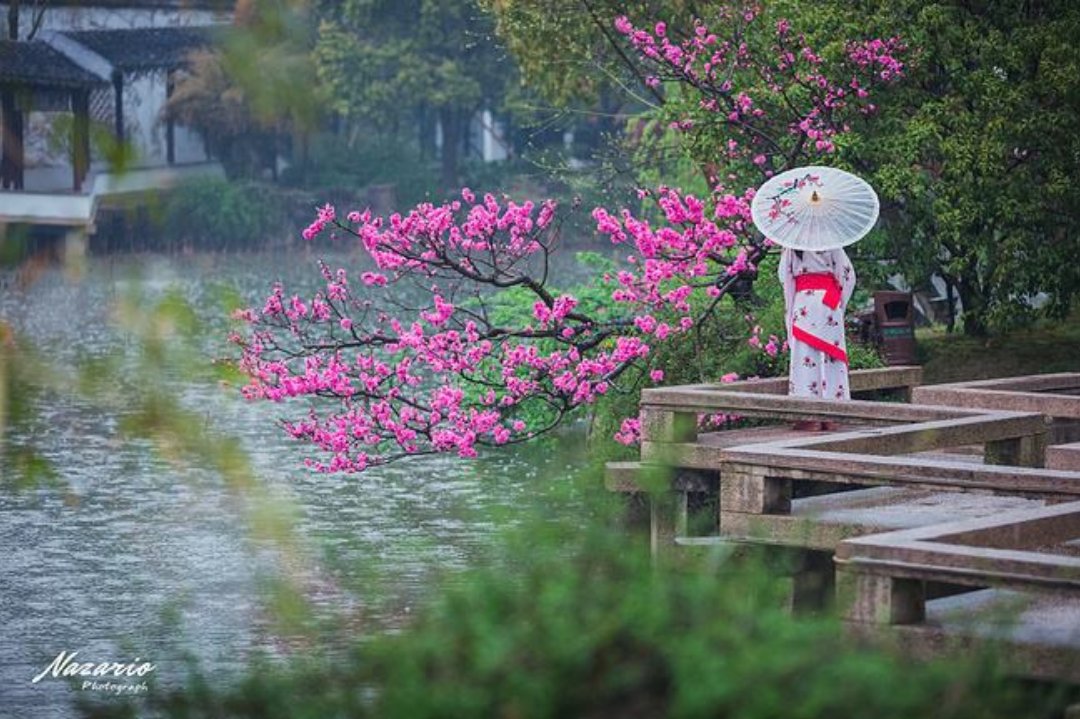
[750,166,879,250]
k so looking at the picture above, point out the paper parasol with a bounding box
[750,166,879,250]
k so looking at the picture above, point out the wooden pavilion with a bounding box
[0,38,103,191]
[0,25,213,193]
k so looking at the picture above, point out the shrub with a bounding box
[162,178,285,251]
[282,134,440,208]
[77,476,1061,719]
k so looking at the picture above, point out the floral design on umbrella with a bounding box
[751,166,879,250]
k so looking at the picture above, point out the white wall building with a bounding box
[0,1,229,193]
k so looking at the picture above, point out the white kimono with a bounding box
[779,247,856,400]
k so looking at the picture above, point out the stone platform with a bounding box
[607,368,1080,684]
[837,501,1080,682]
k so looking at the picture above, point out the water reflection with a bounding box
[0,249,591,717]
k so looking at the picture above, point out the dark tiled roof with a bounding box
[0,40,106,88]
[63,26,219,72]
[37,1,229,7]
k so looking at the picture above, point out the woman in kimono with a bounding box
[778,246,856,430]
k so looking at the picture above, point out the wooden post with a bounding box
[72,90,90,192]
[112,71,124,141]
[1,89,24,190]
[165,69,175,164]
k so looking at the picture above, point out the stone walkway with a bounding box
[609,368,1080,684]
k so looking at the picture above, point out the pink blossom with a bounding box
[232,11,909,472]
[614,417,642,446]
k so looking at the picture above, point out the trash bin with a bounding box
[873,291,917,365]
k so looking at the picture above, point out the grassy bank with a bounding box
[917,310,1080,384]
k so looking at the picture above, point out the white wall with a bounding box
[120,70,208,166]
[1,4,227,35]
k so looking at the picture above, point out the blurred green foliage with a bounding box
[2,275,324,663]
[0,332,63,491]
[166,1,320,180]
[314,0,511,188]
[45,116,139,175]
[0,278,269,502]
[76,476,1065,719]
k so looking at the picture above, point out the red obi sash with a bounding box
[794,272,843,309]
[791,271,847,364]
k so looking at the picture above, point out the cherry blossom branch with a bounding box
[230,6,907,472]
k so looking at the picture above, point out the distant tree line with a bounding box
[159,0,1080,335]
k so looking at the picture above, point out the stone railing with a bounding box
[607,368,1080,683]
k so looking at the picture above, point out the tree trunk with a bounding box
[439,107,464,190]
[955,276,988,337]
[943,275,956,333]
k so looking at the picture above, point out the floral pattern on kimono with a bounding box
[778,247,856,400]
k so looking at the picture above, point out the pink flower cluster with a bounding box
[746,321,785,358]
[847,37,906,81]
[233,9,909,472]
[593,186,755,342]
[233,190,687,472]
[613,11,906,162]
[614,372,743,447]
[302,204,336,241]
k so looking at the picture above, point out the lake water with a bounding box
[0,248,594,718]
